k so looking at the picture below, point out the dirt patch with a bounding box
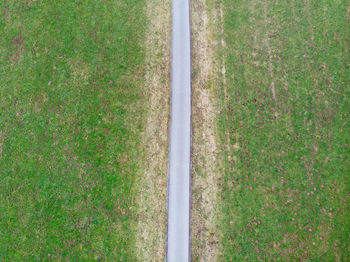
[191,1,222,260]
[10,33,25,63]
[133,0,171,261]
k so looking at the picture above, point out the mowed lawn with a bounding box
[0,1,147,260]
[218,0,349,260]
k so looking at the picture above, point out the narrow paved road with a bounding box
[167,0,191,261]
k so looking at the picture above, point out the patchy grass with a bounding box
[217,0,349,260]
[0,0,148,260]
[190,0,222,260]
[134,0,171,260]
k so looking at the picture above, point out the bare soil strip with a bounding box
[191,1,222,260]
[134,1,171,260]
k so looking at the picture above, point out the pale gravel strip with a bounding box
[191,1,222,261]
[134,0,171,261]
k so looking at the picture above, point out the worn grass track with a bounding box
[134,0,171,260]
[191,0,223,260]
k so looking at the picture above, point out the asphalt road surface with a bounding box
[166,0,191,261]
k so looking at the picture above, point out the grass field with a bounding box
[1,0,348,260]
[216,0,349,260]
[0,1,149,260]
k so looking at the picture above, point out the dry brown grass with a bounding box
[133,0,171,261]
[191,0,223,261]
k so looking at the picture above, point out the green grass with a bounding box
[218,0,349,260]
[0,0,147,260]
